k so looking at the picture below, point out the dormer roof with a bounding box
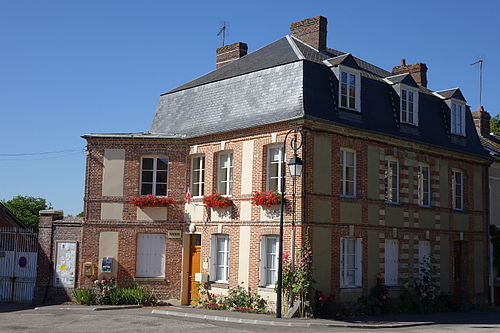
[434,88,467,102]
[323,53,360,70]
[384,73,419,88]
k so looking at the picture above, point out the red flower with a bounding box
[130,195,175,208]
[203,193,232,209]
[251,190,281,207]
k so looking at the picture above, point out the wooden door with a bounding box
[188,235,201,304]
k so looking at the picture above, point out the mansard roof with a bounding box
[146,33,489,159]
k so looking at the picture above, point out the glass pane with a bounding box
[347,182,354,196]
[270,148,280,162]
[408,91,413,102]
[402,90,407,102]
[346,167,354,181]
[341,93,347,107]
[156,184,167,196]
[267,238,276,253]
[157,158,168,171]
[346,270,355,285]
[156,170,167,183]
[142,158,153,170]
[349,93,356,109]
[269,163,279,178]
[349,74,356,89]
[193,170,200,183]
[341,71,347,84]
[346,151,354,166]
[217,252,224,265]
[269,178,278,191]
[347,239,355,254]
[216,267,224,281]
[141,184,152,195]
[142,171,153,182]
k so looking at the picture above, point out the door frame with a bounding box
[181,233,202,305]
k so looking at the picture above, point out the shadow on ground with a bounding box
[0,303,34,313]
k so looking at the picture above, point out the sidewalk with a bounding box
[151,306,436,329]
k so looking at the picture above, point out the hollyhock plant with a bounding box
[130,194,175,208]
[251,190,282,207]
[202,193,232,209]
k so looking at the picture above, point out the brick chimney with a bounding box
[392,59,428,87]
[472,106,492,137]
[290,16,328,51]
[215,42,248,68]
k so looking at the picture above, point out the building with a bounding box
[0,202,28,229]
[79,16,491,306]
[472,107,500,304]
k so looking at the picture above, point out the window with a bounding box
[141,157,168,196]
[267,146,284,192]
[452,170,464,210]
[217,152,233,196]
[339,70,360,111]
[136,233,166,278]
[418,165,431,207]
[451,103,465,136]
[384,239,399,286]
[401,89,417,125]
[191,155,205,197]
[340,149,356,197]
[259,236,279,287]
[340,237,362,288]
[210,235,229,283]
[385,159,399,203]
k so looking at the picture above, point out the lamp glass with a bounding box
[287,156,303,177]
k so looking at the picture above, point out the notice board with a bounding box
[54,241,77,287]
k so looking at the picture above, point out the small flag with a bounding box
[185,188,191,204]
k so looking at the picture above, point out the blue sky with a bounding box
[1,0,499,215]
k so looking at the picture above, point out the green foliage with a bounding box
[73,288,94,305]
[106,286,154,305]
[313,290,340,318]
[358,273,390,315]
[194,283,268,313]
[76,211,84,217]
[490,225,500,273]
[2,195,52,230]
[491,114,500,136]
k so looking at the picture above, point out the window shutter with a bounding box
[384,239,399,286]
[259,237,266,286]
[355,238,362,287]
[209,236,216,281]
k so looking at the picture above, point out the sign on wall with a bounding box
[54,242,77,287]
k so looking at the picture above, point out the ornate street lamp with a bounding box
[276,128,303,318]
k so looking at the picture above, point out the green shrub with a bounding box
[223,285,267,313]
[358,272,391,315]
[73,288,94,305]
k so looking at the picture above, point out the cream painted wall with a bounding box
[240,140,254,195]
[100,203,123,220]
[102,149,125,196]
[312,227,332,294]
[240,201,252,221]
[453,213,469,231]
[258,289,277,303]
[211,208,231,222]
[238,226,251,287]
[439,160,449,208]
[367,145,382,200]
[385,206,404,227]
[312,200,331,223]
[184,203,204,222]
[137,207,167,221]
[260,206,280,221]
[98,232,119,277]
[211,287,229,296]
[340,202,361,224]
[313,135,332,194]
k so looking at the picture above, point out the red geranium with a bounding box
[251,190,281,207]
[130,194,175,209]
[202,193,232,209]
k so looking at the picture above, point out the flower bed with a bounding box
[251,190,281,207]
[194,283,268,314]
[202,193,232,209]
[130,194,175,209]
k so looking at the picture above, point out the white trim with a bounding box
[259,235,279,288]
[333,65,362,112]
[340,148,356,197]
[266,145,284,193]
[340,237,362,288]
[448,99,466,136]
[417,164,431,207]
[385,157,399,203]
[384,239,399,286]
[211,234,229,283]
[190,155,205,197]
[140,157,168,196]
[396,84,419,126]
[452,169,464,210]
[285,35,305,60]
[217,151,233,196]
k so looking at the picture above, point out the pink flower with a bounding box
[382,295,387,300]
[282,253,289,261]
[94,280,99,284]
[240,281,244,284]
[101,279,106,284]
[319,296,325,301]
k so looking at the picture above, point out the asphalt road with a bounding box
[0,305,499,333]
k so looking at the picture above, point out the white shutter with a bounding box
[355,238,362,287]
[136,234,166,278]
[259,237,266,286]
[209,236,216,281]
[384,239,399,286]
[339,238,345,287]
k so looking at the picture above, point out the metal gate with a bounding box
[0,227,38,303]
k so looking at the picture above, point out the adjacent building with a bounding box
[79,16,492,306]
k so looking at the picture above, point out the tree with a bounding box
[2,195,52,231]
[491,114,500,136]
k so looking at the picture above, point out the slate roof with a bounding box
[140,32,490,159]
[480,135,500,159]
[0,202,28,229]
[434,88,467,101]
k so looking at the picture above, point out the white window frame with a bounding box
[448,99,466,136]
[340,237,362,288]
[140,157,168,196]
[340,148,356,197]
[394,84,419,125]
[384,239,399,286]
[452,169,464,211]
[217,152,233,196]
[191,155,205,197]
[210,235,229,283]
[267,145,284,193]
[418,164,431,207]
[135,233,166,278]
[259,235,279,288]
[333,66,361,112]
[385,158,399,203]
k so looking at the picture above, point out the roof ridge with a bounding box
[285,35,305,60]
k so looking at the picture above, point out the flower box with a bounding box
[251,190,281,207]
[202,193,232,209]
[130,195,175,209]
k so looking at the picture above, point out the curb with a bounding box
[35,305,142,311]
[151,309,435,329]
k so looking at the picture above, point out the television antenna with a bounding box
[470,58,484,106]
[217,21,229,47]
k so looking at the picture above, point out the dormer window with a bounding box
[451,103,465,136]
[401,89,415,124]
[337,68,361,112]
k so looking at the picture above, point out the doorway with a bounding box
[188,234,201,304]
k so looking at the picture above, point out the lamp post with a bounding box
[276,128,303,318]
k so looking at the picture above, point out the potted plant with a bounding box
[130,194,175,209]
[202,193,232,209]
[251,190,281,207]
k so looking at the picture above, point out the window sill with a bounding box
[385,201,400,205]
[453,208,465,213]
[400,121,418,127]
[451,132,466,137]
[339,287,362,291]
[210,282,229,289]
[340,195,357,200]
[134,277,166,282]
[339,106,360,113]
[258,286,276,292]
[419,205,433,209]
